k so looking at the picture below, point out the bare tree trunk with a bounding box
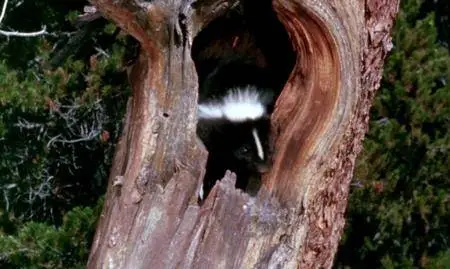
[87,0,399,268]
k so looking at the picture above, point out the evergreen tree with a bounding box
[0,1,129,267]
[335,0,450,268]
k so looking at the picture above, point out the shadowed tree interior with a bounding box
[191,0,295,197]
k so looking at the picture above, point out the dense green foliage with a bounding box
[0,1,128,268]
[0,0,448,268]
[0,199,103,269]
[335,1,449,268]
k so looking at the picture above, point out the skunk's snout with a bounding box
[256,162,270,173]
[249,153,271,174]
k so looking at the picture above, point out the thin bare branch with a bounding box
[0,0,8,24]
[0,0,48,37]
[0,26,47,37]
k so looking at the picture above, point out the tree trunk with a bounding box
[87,0,399,268]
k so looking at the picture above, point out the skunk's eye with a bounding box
[237,145,250,155]
[240,146,250,153]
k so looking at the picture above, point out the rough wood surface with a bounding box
[87,0,399,268]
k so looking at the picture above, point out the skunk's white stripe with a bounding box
[198,183,204,200]
[198,87,266,122]
[222,89,266,122]
[222,101,265,122]
[252,128,264,160]
[198,103,224,119]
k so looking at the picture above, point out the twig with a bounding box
[0,0,48,37]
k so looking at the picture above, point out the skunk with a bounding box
[197,86,273,196]
[193,29,279,198]
[192,2,294,199]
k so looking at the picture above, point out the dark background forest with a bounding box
[0,0,448,268]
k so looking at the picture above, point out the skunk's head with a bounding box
[197,86,273,178]
[226,119,270,173]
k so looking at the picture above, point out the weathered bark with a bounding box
[87,0,399,268]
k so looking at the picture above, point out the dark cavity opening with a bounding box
[192,0,295,199]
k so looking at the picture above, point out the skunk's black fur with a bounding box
[197,101,271,195]
[197,84,274,196]
[192,1,294,198]
[195,37,276,196]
